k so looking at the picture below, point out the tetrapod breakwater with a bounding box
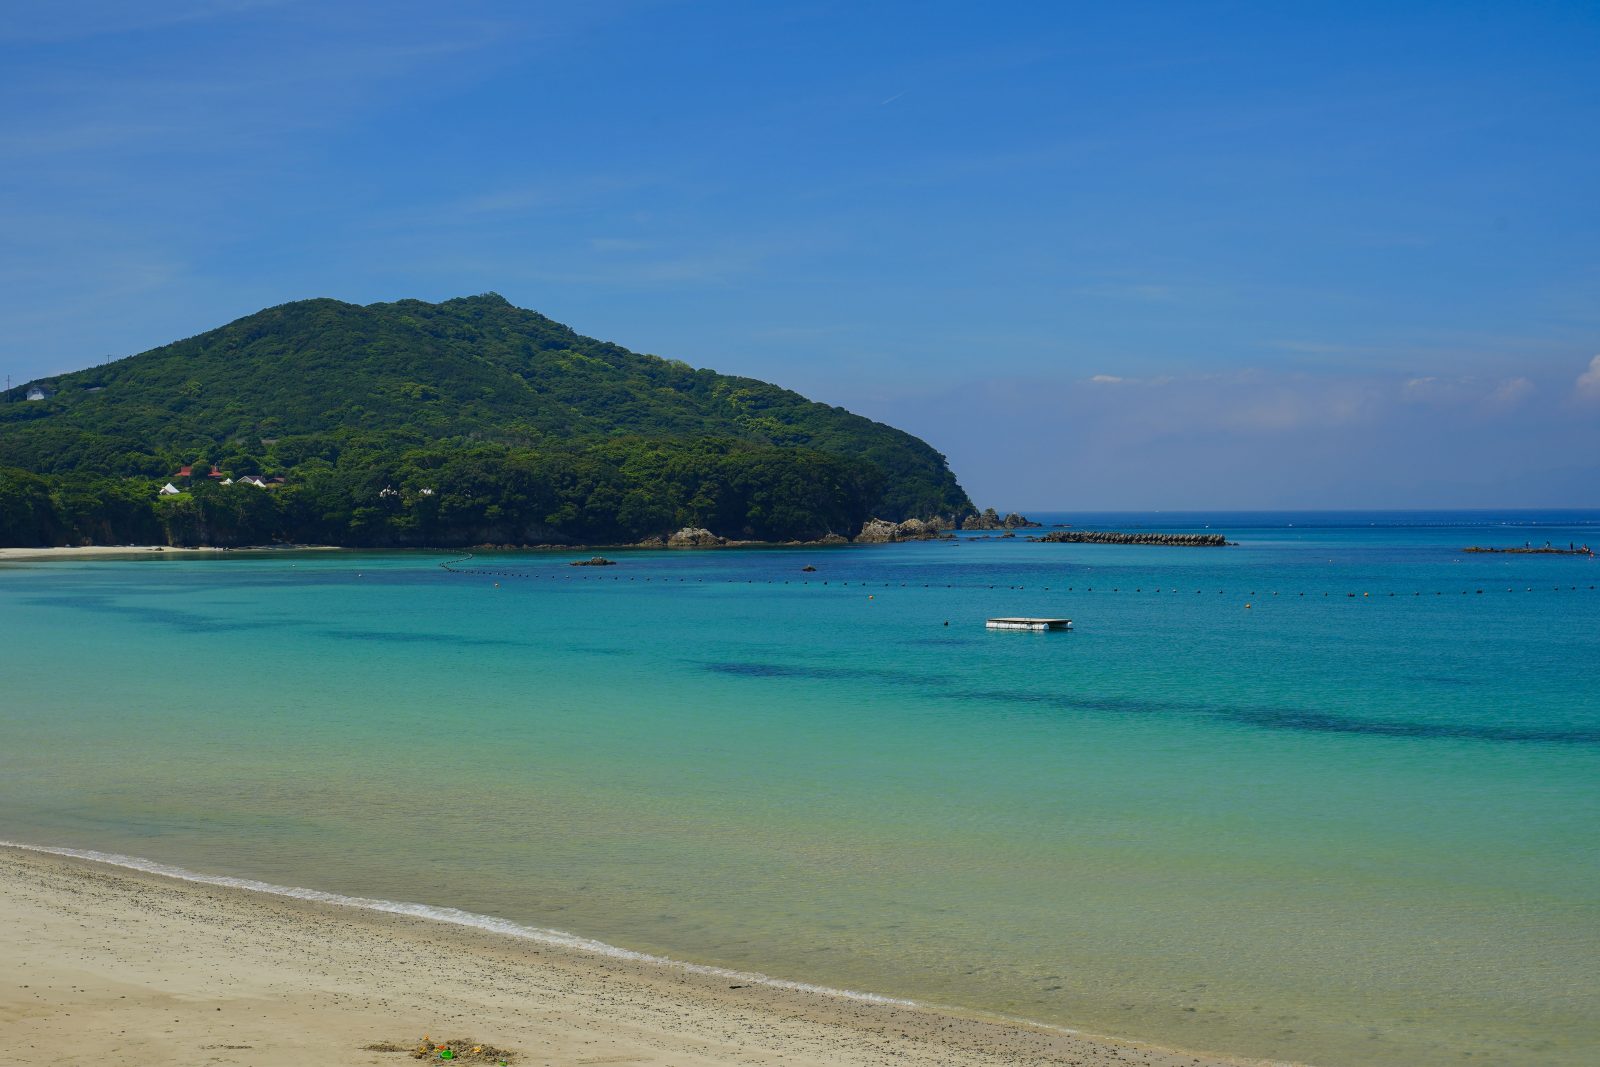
[1030,530,1232,546]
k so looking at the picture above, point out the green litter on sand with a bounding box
[403,1034,514,1062]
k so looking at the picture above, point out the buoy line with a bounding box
[432,556,1596,603]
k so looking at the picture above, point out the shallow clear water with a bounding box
[3,511,1598,1066]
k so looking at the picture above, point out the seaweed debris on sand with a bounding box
[365,1035,516,1063]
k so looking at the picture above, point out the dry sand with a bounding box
[0,845,1290,1067]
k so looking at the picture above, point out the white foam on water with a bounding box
[0,839,917,1007]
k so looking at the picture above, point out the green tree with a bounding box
[0,467,62,545]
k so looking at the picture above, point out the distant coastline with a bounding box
[0,544,339,563]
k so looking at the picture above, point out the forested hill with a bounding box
[0,295,974,547]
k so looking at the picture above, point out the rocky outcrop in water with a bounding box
[1032,530,1231,547]
[898,517,944,539]
[667,527,724,548]
[569,556,617,566]
[783,532,849,546]
[854,517,946,543]
[853,519,900,543]
[960,507,1039,530]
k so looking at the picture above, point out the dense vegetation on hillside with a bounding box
[0,295,973,547]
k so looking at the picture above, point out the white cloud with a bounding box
[1577,355,1600,400]
[1088,374,1126,384]
[1486,377,1534,409]
[1402,374,1536,411]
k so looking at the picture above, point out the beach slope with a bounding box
[0,846,1274,1067]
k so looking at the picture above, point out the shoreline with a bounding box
[0,527,1221,565]
[0,543,341,562]
[0,842,1292,1067]
[0,542,852,563]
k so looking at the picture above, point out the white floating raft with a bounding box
[986,617,1073,632]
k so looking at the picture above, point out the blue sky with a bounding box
[3,1,1597,508]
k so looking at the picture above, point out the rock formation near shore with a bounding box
[854,517,946,543]
[960,507,1039,530]
[667,527,725,548]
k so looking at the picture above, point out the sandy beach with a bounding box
[0,545,341,563]
[0,545,228,562]
[0,845,1282,1067]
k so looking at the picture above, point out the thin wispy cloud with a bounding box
[1070,283,1181,303]
[445,176,661,220]
[532,255,750,287]
[2,34,503,161]
[589,237,654,253]
[0,0,298,44]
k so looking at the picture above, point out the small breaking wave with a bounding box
[0,839,916,1007]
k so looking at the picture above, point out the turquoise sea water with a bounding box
[2,511,1598,1067]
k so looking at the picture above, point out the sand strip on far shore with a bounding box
[0,544,338,562]
[0,845,1297,1067]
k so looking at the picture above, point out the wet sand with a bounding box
[0,845,1290,1066]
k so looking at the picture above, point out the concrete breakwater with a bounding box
[1031,530,1232,547]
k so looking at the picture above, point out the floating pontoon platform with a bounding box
[986,617,1073,632]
